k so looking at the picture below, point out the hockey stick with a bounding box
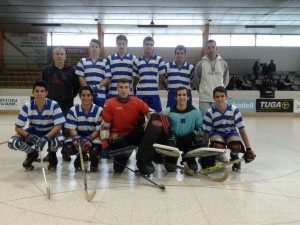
[109,156,166,190]
[200,158,245,174]
[164,162,228,182]
[37,144,51,199]
[78,144,96,202]
[0,141,8,145]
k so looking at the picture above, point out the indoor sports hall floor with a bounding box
[0,113,300,225]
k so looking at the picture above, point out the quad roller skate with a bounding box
[23,151,38,170]
[232,161,241,172]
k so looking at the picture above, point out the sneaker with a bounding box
[216,153,228,163]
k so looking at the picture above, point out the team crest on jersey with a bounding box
[97,65,104,70]
[152,120,163,127]
[227,116,234,120]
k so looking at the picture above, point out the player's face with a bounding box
[117,82,130,98]
[80,90,93,106]
[175,50,186,64]
[213,91,227,106]
[206,42,217,60]
[53,49,66,65]
[175,89,189,106]
[89,42,100,57]
[32,86,48,103]
[117,40,127,54]
[143,41,154,55]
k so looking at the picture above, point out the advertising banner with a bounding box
[228,99,256,112]
[0,96,30,110]
[256,99,293,112]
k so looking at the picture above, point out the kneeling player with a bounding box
[202,86,256,171]
[63,86,102,172]
[101,78,149,173]
[8,81,65,170]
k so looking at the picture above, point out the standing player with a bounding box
[202,86,256,171]
[75,39,111,108]
[133,36,166,112]
[193,39,229,162]
[42,47,80,162]
[106,35,136,98]
[101,78,149,173]
[8,81,65,170]
[63,86,102,172]
[165,45,194,107]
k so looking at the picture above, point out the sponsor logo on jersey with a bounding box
[152,120,163,127]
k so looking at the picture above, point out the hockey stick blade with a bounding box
[177,162,228,182]
[200,158,245,174]
[79,145,96,202]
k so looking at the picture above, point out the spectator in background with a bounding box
[252,61,260,80]
[241,76,252,90]
[42,47,80,162]
[283,75,294,90]
[267,60,276,80]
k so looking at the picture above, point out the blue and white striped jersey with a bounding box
[165,61,194,92]
[106,53,136,97]
[75,57,111,99]
[15,99,65,134]
[203,103,244,133]
[133,54,166,96]
[65,103,102,136]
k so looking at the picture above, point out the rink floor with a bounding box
[0,113,300,225]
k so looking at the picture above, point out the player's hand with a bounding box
[101,139,109,159]
[27,134,39,145]
[244,148,256,163]
[38,136,49,150]
[81,136,93,153]
[72,135,82,150]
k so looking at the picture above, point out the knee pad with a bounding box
[8,136,32,153]
[165,134,177,147]
[227,141,243,154]
[109,133,127,149]
[49,135,65,152]
[210,141,226,149]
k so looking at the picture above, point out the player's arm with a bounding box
[133,77,139,94]
[98,78,110,88]
[239,128,251,149]
[159,74,168,90]
[79,77,87,87]
[15,127,29,139]
[44,125,63,140]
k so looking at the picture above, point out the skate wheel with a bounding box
[232,165,235,171]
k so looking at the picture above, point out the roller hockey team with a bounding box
[8,36,256,178]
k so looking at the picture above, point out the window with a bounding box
[256,35,281,46]
[50,33,98,46]
[209,35,230,46]
[281,35,300,47]
[230,35,255,46]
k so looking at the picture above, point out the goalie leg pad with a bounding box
[227,140,243,154]
[210,141,226,149]
[8,135,32,153]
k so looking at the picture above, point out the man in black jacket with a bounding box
[42,47,80,161]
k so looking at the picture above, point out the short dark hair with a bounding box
[143,36,154,45]
[90,39,101,47]
[175,86,189,97]
[79,86,94,97]
[118,78,130,85]
[206,39,217,47]
[213,86,227,97]
[33,80,47,91]
[116,35,128,44]
[175,45,186,54]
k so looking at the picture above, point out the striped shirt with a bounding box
[75,57,111,99]
[133,54,166,96]
[165,61,194,92]
[15,99,65,134]
[65,104,102,136]
[203,103,244,133]
[106,53,136,97]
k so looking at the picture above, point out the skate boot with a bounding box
[48,151,58,171]
[136,161,155,175]
[90,160,98,172]
[23,150,38,170]
[230,154,240,172]
[42,153,49,162]
[113,156,128,173]
[164,157,177,172]
[61,150,71,161]
[74,155,82,171]
[185,158,198,172]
